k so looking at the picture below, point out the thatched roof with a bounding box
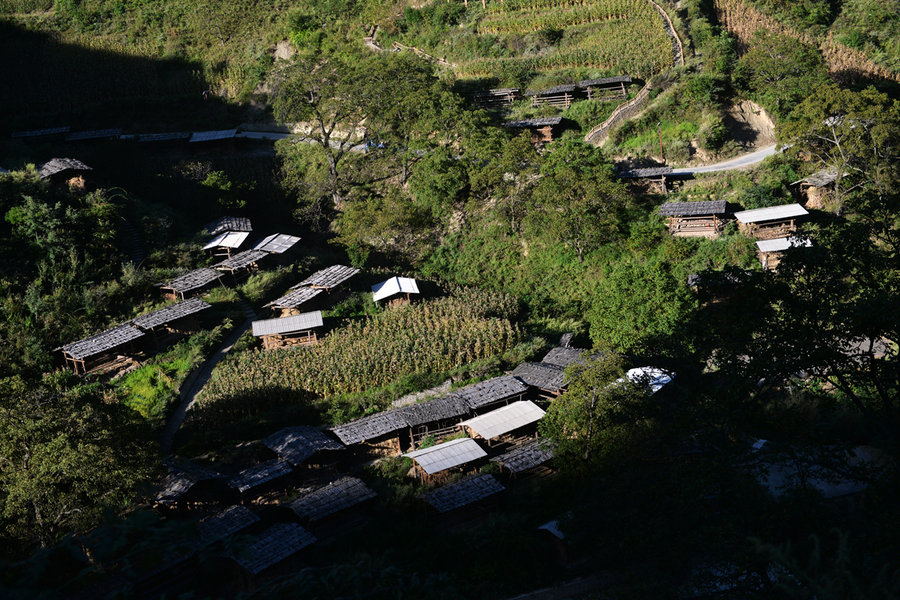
[226,460,292,494]
[233,523,316,575]
[160,268,222,294]
[420,474,505,513]
[262,426,344,466]
[38,157,92,179]
[132,298,211,331]
[330,410,408,445]
[451,376,528,409]
[490,439,555,473]
[294,264,360,289]
[511,362,566,393]
[287,476,376,521]
[265,287,324,309]
[60,324,145,360]
[658,200,727,217]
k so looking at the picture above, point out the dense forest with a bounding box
[1,0,899,597]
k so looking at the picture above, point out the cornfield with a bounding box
[478,0,652,34]
[195,288,522,417]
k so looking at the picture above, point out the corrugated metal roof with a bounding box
[38,157,92,178]
[420,474,505,512]
[625,367,674,394]
[452,376,528,409]
[511,362,566,393]
[263,426,344,466]
[504,117,563,128]
[226,460,292,493]
[372,276,420,302]
[205,216,253,235]
[233,523,316,574]
[214,249,268,271]
[253,233,301,254]
[132,298,211,330]
[541,347,587,368]
[460,401,545,439]
[491,439,555,473]
[252,312,324,337]
[265,287,323,309]
[330,410,408,445]
[734,203,808,223]
[160,268,222,293]
[203,231,249,250]
[287,476,376,521]
[65,128,122,141]
[196,506,260,547]
[190,129,238,143]
[294,264,360,289]
[658,200,727,216]
[404,438,486,475]
[61,324,145,360]
[756,236,812,253]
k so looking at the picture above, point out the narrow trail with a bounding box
[160,297,256,456]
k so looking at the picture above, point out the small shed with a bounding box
[490,439,555,477]
[59,323,145,375]
[511,362,567,398]
[205,216,252,236]
[470,88,520,108]
[203,231,250,258]
[196,505,261,548]
[253,233,301,255]
[155,461,226,508]
[372,276,420,305]
[404,437,487,483]
[214,249,269,275]
[578,75,631,100]
[159,268,223,300]
[37,157,92,188]
[755,236,812,271]
[287,476,376,522]
[419,474,505,513]
[232,523,316,575]
[252,311,324,349]
[792,168,839,208]
[263,426,344,467]
[294,264,360,291]
[265,287,324,317]
[132,298,211,345]
[398,395,472,448]
[528,84,578,109]
[226,460,293,498]
[658,200,728,238]
[504,116,564,144]
[331,410,410,454]
[734,204,808,240]
[541,347,587,369]
[452,375,528,413]
[459,400,546,444]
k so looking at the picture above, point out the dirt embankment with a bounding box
[724,100,775,149]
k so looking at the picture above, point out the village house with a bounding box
[755,236,812,271]
[503,116,565,144]
[38,157,92,189]
[459,400,546,447]
[404,437,488,484]
[658,200,728,238]
[159,268,223,300]
[419,473,505,513]
[734,203,808,240]
[372,275,420,306]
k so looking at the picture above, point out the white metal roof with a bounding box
[252,311,323,337]
[755,236,812,253]
[404,438,486,475]
[460,401,545,440]
[372,276,420,302]
[253,233,301,254]
[203,231,249,250]
[733,204,808,224]
[625,367,674,394]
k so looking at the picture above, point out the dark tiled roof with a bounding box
[60,324,145,360]
[38,157,92,178]
[794,167,839,187]
[451,376,528,409]
[398,395,470,427]
[512,362,566,393]
[541,347,587,368]
[287,476,376,521]
[214,249,269,271]
[618,166,673,178]
[504,117,563,128]
[226,460,292,494]
[578,75,632,87]
[490,439,555,473]
[263,426,344,466]
[420,474,505,513]
[132,298,211,330]
[233,523,316,575]
[156,460,223,504]
[265,287,323,309]
[205,216,253,235]
[658,200,727,217]
[294,265,360,289]
[533,84,577,95]
[196,505,261,547]
[161,268,222,293]
[330,410,408,445]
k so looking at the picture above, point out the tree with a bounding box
[0,376,156,551]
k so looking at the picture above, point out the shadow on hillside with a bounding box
[0,21,238,132]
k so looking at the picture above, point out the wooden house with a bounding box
[755,236,812,271]
[196,506,261,548]
[490,439,555,478]
[452,375,528,415]
[159,268,223,301]
[155,460,228,509]
[372,276,420,306]
[294,264,360,291]
[262,426,345,469]
[617,166,674,193]
[252,311,324,349]
[504,116,564,144]
[398,395,472,449]
[459,400,546,447]
[734,204,808,240]
[37,157,92,189]
[330,410,410,455]
[132,298,211,347]
[59,323,145,375]
[265,287,324,317]
[511,362,567,399]
[214,248,268,278]
[404,437,488,484]
[578,75,631,100]
[528,84,578,109]
[286,476,376,523]
[470,88,520,109]
[231,523,316,576]
[226,460,293,500]
[793,168,839,208]
[419,473,505,513]
[658,200,728,238]
[204,216,252,236]
[541,346,586,369]
[203,231,250,258]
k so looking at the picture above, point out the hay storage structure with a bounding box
[755,236,812,271]
[404,437,487,484]
[734,204,808,240]
[159,268,223,301]
[58,323,145,375]
[658,200,728,238]
[459,400,546,447]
